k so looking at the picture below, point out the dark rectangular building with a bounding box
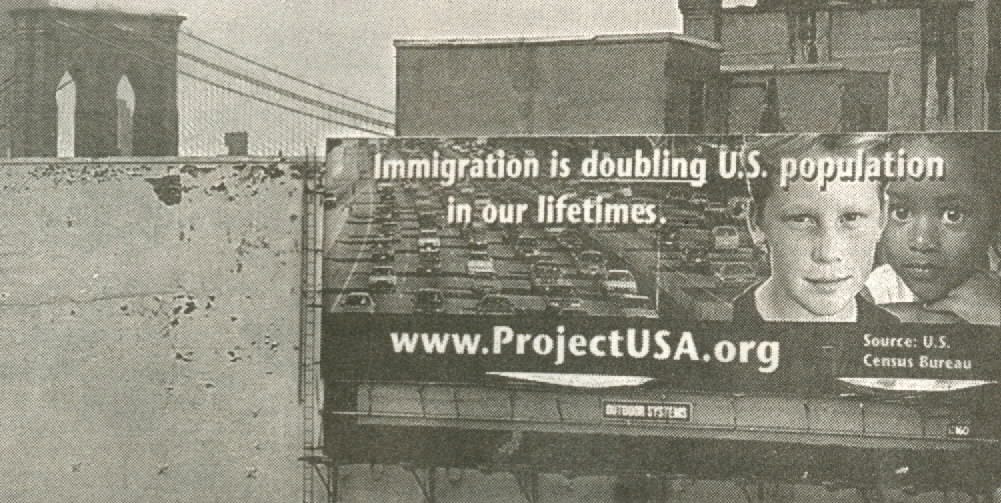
[395,32,724,136]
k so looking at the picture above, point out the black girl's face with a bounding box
[883,170,995,301]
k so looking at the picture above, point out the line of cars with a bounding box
[655,190,763,292]
[338,183,405,313]
[508,225,660,318]
[340,182,511,315]
[335,181,663,318]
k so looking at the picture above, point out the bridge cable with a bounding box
[104,23,393,130]
[53,20,390,137]
[180,29,395,116]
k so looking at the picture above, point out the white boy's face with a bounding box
[755,178,884,317]
[883,172,994,301]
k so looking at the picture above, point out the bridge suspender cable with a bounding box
[176,48,395,130]
[180,30,395,116]
[103,23,394,130]
[53,20,390,136]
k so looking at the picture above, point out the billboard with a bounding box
[322,133,1001,480]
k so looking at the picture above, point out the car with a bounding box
[514,236,541,260]
[349,204,373,220]
[661,228,712,253]
[416,251,441,275]
[714,262,757,289]
[688,193,709,208]
[712,225,740,251]
[466,251,496,279]
[414,288,445,313]
[376,229,400,243]
[531,261,563,292]
[544,296,583,315]
[467,230,489,250]
[367,265,397,291]
[470,279,500,298]
[527,251,556,265]
[531,261,562,281]
[371,248,394,263]
[556,231,583,251]
[459,220,487,238]
[370,238,393,250]
[540,281,577,300]
[575,250,607,277]
[475,295,517,315]
[705,202,730,220]
[602,269,639,296]
[337,292,376,313]
[618,294,658,319]
[418,211,441,230]
[375,203,395,217]
[417,229,441,252]
[678,247,711,274]
[659,207,706,229]
[557,305,590,318]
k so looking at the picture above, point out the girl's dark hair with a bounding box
[884,133,1001,224]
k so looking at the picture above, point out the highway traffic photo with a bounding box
[326,136,760,322]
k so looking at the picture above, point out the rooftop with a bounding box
[723,63,889,75]
[395,31,722,51]
[722,0,973,13]
[722,63,846,74]
[5,1,184,19]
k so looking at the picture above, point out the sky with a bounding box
[41,0,755,153]
[50,0,700,107]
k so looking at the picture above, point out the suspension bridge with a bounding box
[0,8,395,158]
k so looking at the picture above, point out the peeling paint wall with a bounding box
[0,158,302,502]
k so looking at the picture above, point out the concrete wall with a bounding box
[396,38,721,136]
[0,158,302,502]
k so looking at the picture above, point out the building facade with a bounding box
[395,33,723,136]
[396,0,1001,134]
[681,0,998,131]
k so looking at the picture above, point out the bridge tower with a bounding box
[677,0,722,42]
[1,3,184,157]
